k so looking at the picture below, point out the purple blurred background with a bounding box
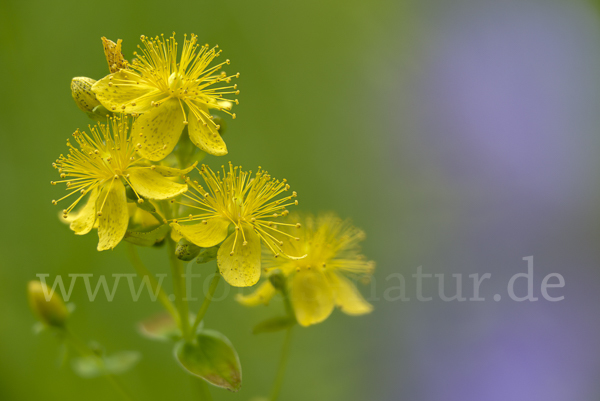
[374,0,600,399]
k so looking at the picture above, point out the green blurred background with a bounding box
[4,0,600,400]
[0,1,407,400]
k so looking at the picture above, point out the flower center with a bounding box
[168,73,185,96]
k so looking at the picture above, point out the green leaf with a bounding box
[71,351,141,378]
[124,224,170,247]
[175,330,242,392]
[104,351,141,375]
[71,355,103,378]
[252,316,295,334]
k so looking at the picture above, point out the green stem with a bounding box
[65,328,136,401]
[190,267,221,335]
[125,243,178,322]
[162,200,192,341]
[167,237,192,341]
[270,327,293,401]
[190,376,214,401]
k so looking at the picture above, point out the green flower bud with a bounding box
[90,104,114,120]
[176,238,202,261]
[27,281,69,328]
[268,269,286,291]
[196,245,219,264]
[71,77,101,114]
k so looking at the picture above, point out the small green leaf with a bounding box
[252,316,295,334]
[71,351,141,378]
[175,330,242,392]
[104,351,141,375]
[124,224,170,247]
[72,355,103,378]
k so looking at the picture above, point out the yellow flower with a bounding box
[92,33,239,161]
[51,116,192,251]
[236,213,375,327]
[171,163,303,287]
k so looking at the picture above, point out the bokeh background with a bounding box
[2,0,600,400]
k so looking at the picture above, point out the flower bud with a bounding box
[176,238,202,261]
[268,269,286,291]
[196,245,219,264]
[102,37,128,73]
[27,281,69,328]
[71,77,101,113]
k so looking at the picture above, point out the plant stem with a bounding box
[270,327,293,401]
[125,243,178,322]
[167,237,192,341]
[65,328,136,401]
[162,200,192,341]
[190,376,214,401]
[190,267,221,335]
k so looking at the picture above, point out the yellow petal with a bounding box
[127,168,187,200]
[290,268,334,326]
[171,218,230,248]
[70,187,99,235]
[188,103,227,156]
[171,226,183,242]
[235,281,276,307]
[217,223,261,287]
[97,180,129,251]
[328,272,373,316]
[151,161,197,178]
[92,70,163,113]
[133,99,185,161]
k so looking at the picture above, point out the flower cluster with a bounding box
[44,32,376,397]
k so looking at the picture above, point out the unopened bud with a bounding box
[176,238,202,261]
[71,77,101,114]
[196,245,219,264]
[268,269,286,291]
[27,281,69,328]
[102,37,128,73]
